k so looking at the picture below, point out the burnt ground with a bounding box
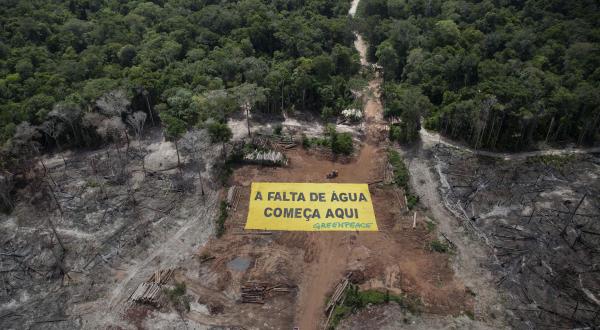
[0,136,222,329]
[430,144,600,329]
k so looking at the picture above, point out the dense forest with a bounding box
[358,0,599,150]
[0,0,362,170]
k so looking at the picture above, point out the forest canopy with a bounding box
[0,0,362,168]
[358,0,600,150]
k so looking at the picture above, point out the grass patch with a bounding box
[429,239,450,253]
[327,285,420,329]
[216,201,228,238]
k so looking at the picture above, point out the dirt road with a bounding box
[420,126,600,160]
[291,3,388,328]
[174,2,474,329]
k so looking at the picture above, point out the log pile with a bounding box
[240,282,295,304]
[129,282,163,306]
[276,135,297,150]
[147,268,175,285]
[324,275,350,328]
[243,150,288,166]
[128,268,175,306]
[226,185,241,211]
[325,277,349,314]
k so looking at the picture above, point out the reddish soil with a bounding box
[191,141,473,329]
[180,70,472,330]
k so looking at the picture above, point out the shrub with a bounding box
[328,285,409,329]
[406,193,419,210]
[426,219,436,233]
[164,281,190,312]
[389,124,402,142]
[302,134,311,148]
[388,150,409,188]
[429,239,449,253]
[331,132,353,155]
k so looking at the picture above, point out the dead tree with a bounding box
[180,129,211,197]
[0,171,14,212]
[126,111,147,142]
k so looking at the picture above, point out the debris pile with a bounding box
[129,282,163,306]
[226,185,241,211]
[325,275,350,327]
[434,145,600,328]
[240,282,295,304]
[243,150,288,166]
[276,135,297,150]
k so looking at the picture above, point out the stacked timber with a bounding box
[251,135,273,150]
[240,282,295,304]
[325,278,349,314]
[241,282,267,304]
[226,186,241,211]
[324,274,351,328]
[243,149,288,166]
[130,282,162,306]
[128,268,175,307]
[276,135,296,149]
[147,268,175,285]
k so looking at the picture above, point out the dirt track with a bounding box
[110,1,485,328]
[191,7,475,327]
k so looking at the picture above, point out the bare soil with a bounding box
[175,50,475,329]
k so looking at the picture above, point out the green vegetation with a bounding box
[464,309,475,320]
[216,201,228,238]
[425,218,436,233]
[0,0,362,171]
[527,154,575,170]
[164,281,190,312]
[328,284,420,329]
[302,124,354,155]
[429,239,450,253]
[388,149,419,209]
[358,0,600,150]
[388,149,409,187]
[331,131,354,155]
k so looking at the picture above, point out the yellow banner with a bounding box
[245,182,378,231]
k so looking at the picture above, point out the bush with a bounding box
[426,219,436,233]
[429,239,449,253]
[321,106,335,119]
[164,281,190,312]
[389,124,402,142]
[406,193,419,210]
[328,285,409,329]
[302,134,310,148]
[331,132,353,155]
[388,150,409,188]
[273,124,282,135]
